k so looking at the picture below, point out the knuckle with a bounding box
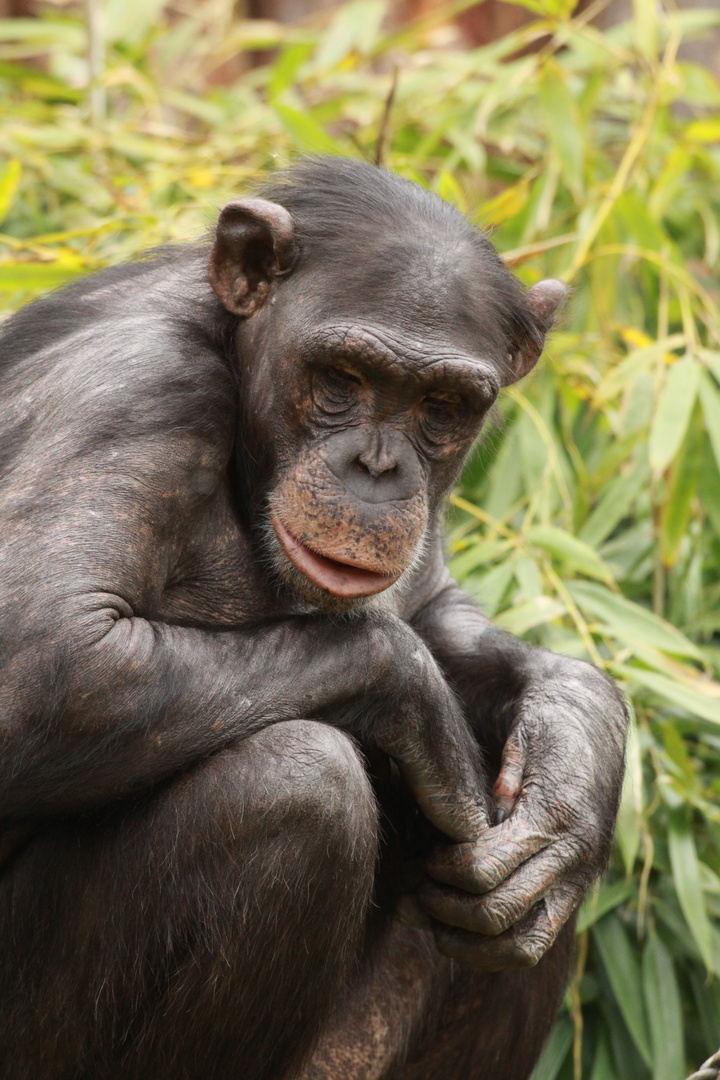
[513,931,547,967]
[476,897,516,936]
[468,852,508,892]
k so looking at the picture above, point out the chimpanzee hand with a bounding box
[398,654,626,971]
[345,613,493,846]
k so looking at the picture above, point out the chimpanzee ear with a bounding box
[208,199,297,318]
[504,279,568,385]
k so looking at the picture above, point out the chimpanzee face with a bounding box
[208,177,564,611]
[256,317,499,609]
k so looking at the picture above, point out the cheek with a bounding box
[270,450,428,574]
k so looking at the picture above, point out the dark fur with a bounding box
[0,158,626,1079]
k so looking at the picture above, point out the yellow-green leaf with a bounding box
[648,356,700,474]
[538,61,584,198]
[698,370,720,473]
[669,813,715,972]
[273,105,343,154]
[527,524,613,582]
[494,595,566,635]
[567,581,705,661]
[0,159,21,226]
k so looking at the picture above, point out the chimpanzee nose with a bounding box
[356,434,398,480]
[323,428,422,505]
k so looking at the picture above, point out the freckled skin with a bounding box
[0,159,626,1080]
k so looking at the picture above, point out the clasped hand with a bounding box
[398,682,622,972]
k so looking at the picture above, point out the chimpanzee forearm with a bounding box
[404,578,627,970]
[0,608,488,842]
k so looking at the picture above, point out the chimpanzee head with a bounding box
[209,158,565,611]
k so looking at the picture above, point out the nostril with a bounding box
[355,455,398,480]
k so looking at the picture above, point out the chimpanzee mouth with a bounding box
[271,514,401,598]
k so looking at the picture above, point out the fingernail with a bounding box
[495,806,508,825]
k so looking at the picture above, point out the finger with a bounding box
[432,883,578,972]
[426,808,552,894]
[384,705,492,844]
[493,726,525,823]
[417,848,580,936]
[397,760,491,844]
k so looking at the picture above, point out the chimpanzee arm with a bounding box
[408,572,627,971]
[0,334,487,843]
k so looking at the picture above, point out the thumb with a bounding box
[492,726,525,823]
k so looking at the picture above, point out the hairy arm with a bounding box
[0,323,486,840]
[407,570,627,969]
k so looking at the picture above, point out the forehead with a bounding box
[289,237,513,366]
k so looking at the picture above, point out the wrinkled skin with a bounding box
[0,159,626,1080]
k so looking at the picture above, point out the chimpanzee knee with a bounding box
[0,720,379,1080]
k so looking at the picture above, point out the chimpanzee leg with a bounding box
[300,920,573,1080]
[392,922,575,1080]
[0,720,379,1080]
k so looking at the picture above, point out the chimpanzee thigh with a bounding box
[301,908,574,1080]
[392,922,574,1080]
[0,720,379,1080]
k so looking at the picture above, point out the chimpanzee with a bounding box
[0,157,626,1080]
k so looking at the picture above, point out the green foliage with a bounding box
[1,0,720,1074]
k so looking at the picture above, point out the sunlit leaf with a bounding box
[669,813,715,972]
[538,60,584,198]
[648,356,700,474]
[616,712,643,875]
[527,524,613,582]
[567,582,705,661]
[698,371,720,474]
[614,666,720,726]
[494,595,566,635]
[0,159,21,227]
[272,105,343,154]
[476,178,531,227]
[314,0,386,68]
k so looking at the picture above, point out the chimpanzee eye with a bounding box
[420,392,467,446]
[312,365,361,416]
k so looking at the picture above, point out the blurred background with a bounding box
[1,1,720,1077]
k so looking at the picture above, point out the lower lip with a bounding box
[271,515,401,598]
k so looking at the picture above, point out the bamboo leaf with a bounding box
[529,1015,573,1080]
[668,813,715,972]
[642,935,685,1080]
[538,61,584,198]
[0,262,88,290]
[661,406,703,565]
[614,666,720,727]
[527,524,613,582]
[577,879,636,933]
[698,371,720,474]
[272,105,343,154]
[594,915,652,1066]
[589,1036,617,1080]
[616,712,643,875]
[494,595,566,635]
[567,581,705,661]
[0,159,21,227]
[648,356,700,474]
